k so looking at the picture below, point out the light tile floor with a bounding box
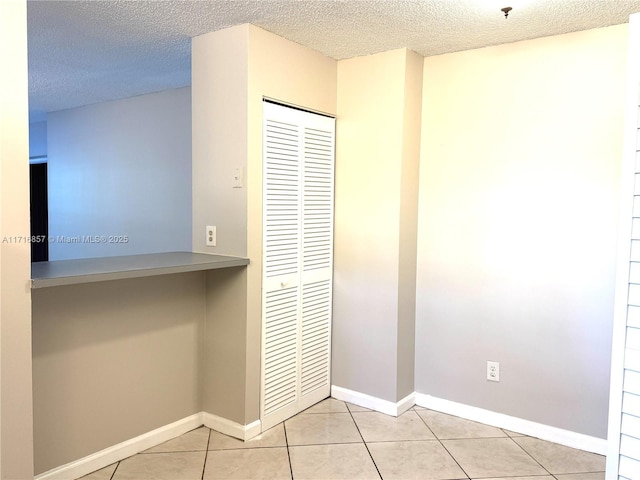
[80,398,605,480]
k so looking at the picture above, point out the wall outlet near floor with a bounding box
[206,226,216,247]
[487,361,500,382]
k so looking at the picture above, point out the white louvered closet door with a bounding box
[261,101,335,431]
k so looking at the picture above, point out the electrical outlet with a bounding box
[206,226,216,247]
[487,361,500,382]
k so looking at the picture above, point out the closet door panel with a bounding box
[300,117,334,407]
[262,106,303,429]
[261,101,334,428]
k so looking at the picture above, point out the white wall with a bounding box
[416,25,627,438]
[47,87,192,260]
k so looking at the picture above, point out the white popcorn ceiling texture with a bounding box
[27,0,640,120]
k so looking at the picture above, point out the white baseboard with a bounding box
[330,386,605,455]
[331,385,415,416]
[415,393,607,455]
[35,413,203,480]
[202,412,262,441]
[35,412,262,480]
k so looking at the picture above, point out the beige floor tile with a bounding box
[416,409,507,439]
[285,412,362,445]
[477,477,554,480]
[203,447,291,480]
[368,440,466,480]
[347,403,372,412]
[513,437,606,474]
[302,398,349,414]
[112,451,205,480]
[76,407,607,480]
[289,443,380,480]
[442,438,548,478]
[352,410,436,442]
[554,473,605,480]
[504,429,527,437]
[79,463,118,480]
[144,426,210,453]
[208,423,286,450]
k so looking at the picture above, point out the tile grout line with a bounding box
[208,444,288,452]
[412,406,471,480]
[283,420,295,480]
[504,434,554,477]
[200,427,212,480]
[346,403,384,480]
[361,435,511,443]
[108,460,121,480]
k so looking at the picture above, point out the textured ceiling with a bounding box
[27,0,640,122]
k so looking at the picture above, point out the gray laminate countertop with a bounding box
[31,252,249,288]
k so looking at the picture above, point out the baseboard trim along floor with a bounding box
[331,385,415,417]
[35,389,606,479]
[414,393,607,455]
[331,385,606,455]
[34,413,203,480]
[202,412,261,441]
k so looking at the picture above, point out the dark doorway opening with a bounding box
[30,162,48,262]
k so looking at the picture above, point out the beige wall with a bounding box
[202,268,248,424]
[415,25,627,438]
[332,48,421,402]
[0,0,34,478]
[192,25,251,425]
[192,24,337,425]
[32,273,205,474]
[191,27,248,425]
[192,25,249,258]
[397,50,423,399]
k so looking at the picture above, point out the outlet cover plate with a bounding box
[206,226,216,247]
[487,361,500,382]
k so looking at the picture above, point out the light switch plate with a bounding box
[232,167,243,188]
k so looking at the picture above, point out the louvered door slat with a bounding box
[263,286,299,417]
[623,413,640,439]
[264,118,300,279]
[624,392,640,418]
[619,455,640,478]
[625,370,640,396]
[301,279,332,398]
[303,126,334,274]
